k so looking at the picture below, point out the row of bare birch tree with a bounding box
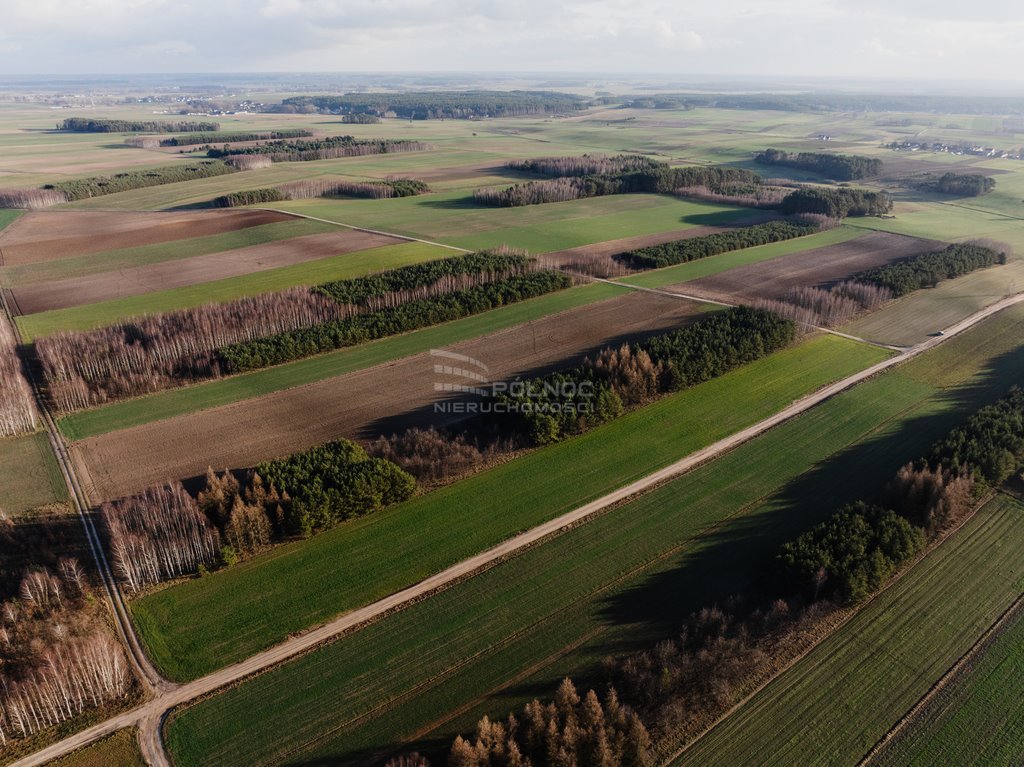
[756,280,893,329]
[0,318,38,436]
[37,288,343,411]
[100,482,221,593]
[0,553,130,746]
[0,189,69,209]
[38,257,547,411]
[0,633,129,744]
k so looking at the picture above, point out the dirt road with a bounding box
[13,292,1023,767]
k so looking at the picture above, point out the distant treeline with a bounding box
[477,153,889,220]
[58,117,220,133]
[914,172,996,197]
[616,220,818,270]
[609,93,1024,116]
[855,242,1005,296]
[266,90,586,119]
[159,129,313,146]
[41,161,236,202]
[755,149,883,180]
[508,154,663,177]
[339,113,381,124]
[476,155,761,207]
[207,135,430,162]
[211,178,429,207]
[778,187,892,217]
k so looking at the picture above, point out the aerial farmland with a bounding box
[1,61,1023,767]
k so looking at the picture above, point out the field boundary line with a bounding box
[856,583,1024,767]
[372,378,956,762]
[259,207,472,254]
[8,293,1024,767]
[0,287,174,767]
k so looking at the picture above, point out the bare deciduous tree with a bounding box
[101,481,221,592]
[38,288,343,411]
[0,189,70,209]
[0,319,38,436]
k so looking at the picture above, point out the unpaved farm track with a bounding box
[72,289,707,502]
[9,229,404,314]
[678,231,943,304]
[0,209,290,265]
[12,293,1024,767]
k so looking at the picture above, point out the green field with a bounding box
[275,193,751,252]
[843,257,1024,346]
[0,218,334,287]
[4,98,1024,763]
[620,225,863,289]
[873,600,1024,767]
[57,227,852,441]
[133,333,888,681]
[676,494,1024,767]
[0,432,68,514]
[163,297,1024,767]
[15,240,451,340]
[42,729,145,767]
[0,208,21,233]
[849,200,1024,253]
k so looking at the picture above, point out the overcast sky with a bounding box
[0,0,1021,82]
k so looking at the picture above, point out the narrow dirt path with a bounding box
[0,289,175,766]
[9,292,1024,767]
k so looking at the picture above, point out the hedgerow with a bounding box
[44,161,236,201]
[57,118,220,133]
[615,220,818,269]
[854,242,1005,296]
[219,270,571,372]
[160,129,313,146]
[207,136,430,162]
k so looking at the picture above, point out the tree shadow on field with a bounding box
[355,300,705,439]
[586,340,1024,660]
[679,208,763,228]
[165,202,217,211]
[256,343,1024,767]
[280,735,454,767]
[415,195,483,210]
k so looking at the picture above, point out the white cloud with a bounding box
[0,0,1019,80]
[131,40,198,56]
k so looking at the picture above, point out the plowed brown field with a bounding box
[0,209,289,265]
[675,231,941,303]
[10,230,402,314]
[72,290,708,501]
